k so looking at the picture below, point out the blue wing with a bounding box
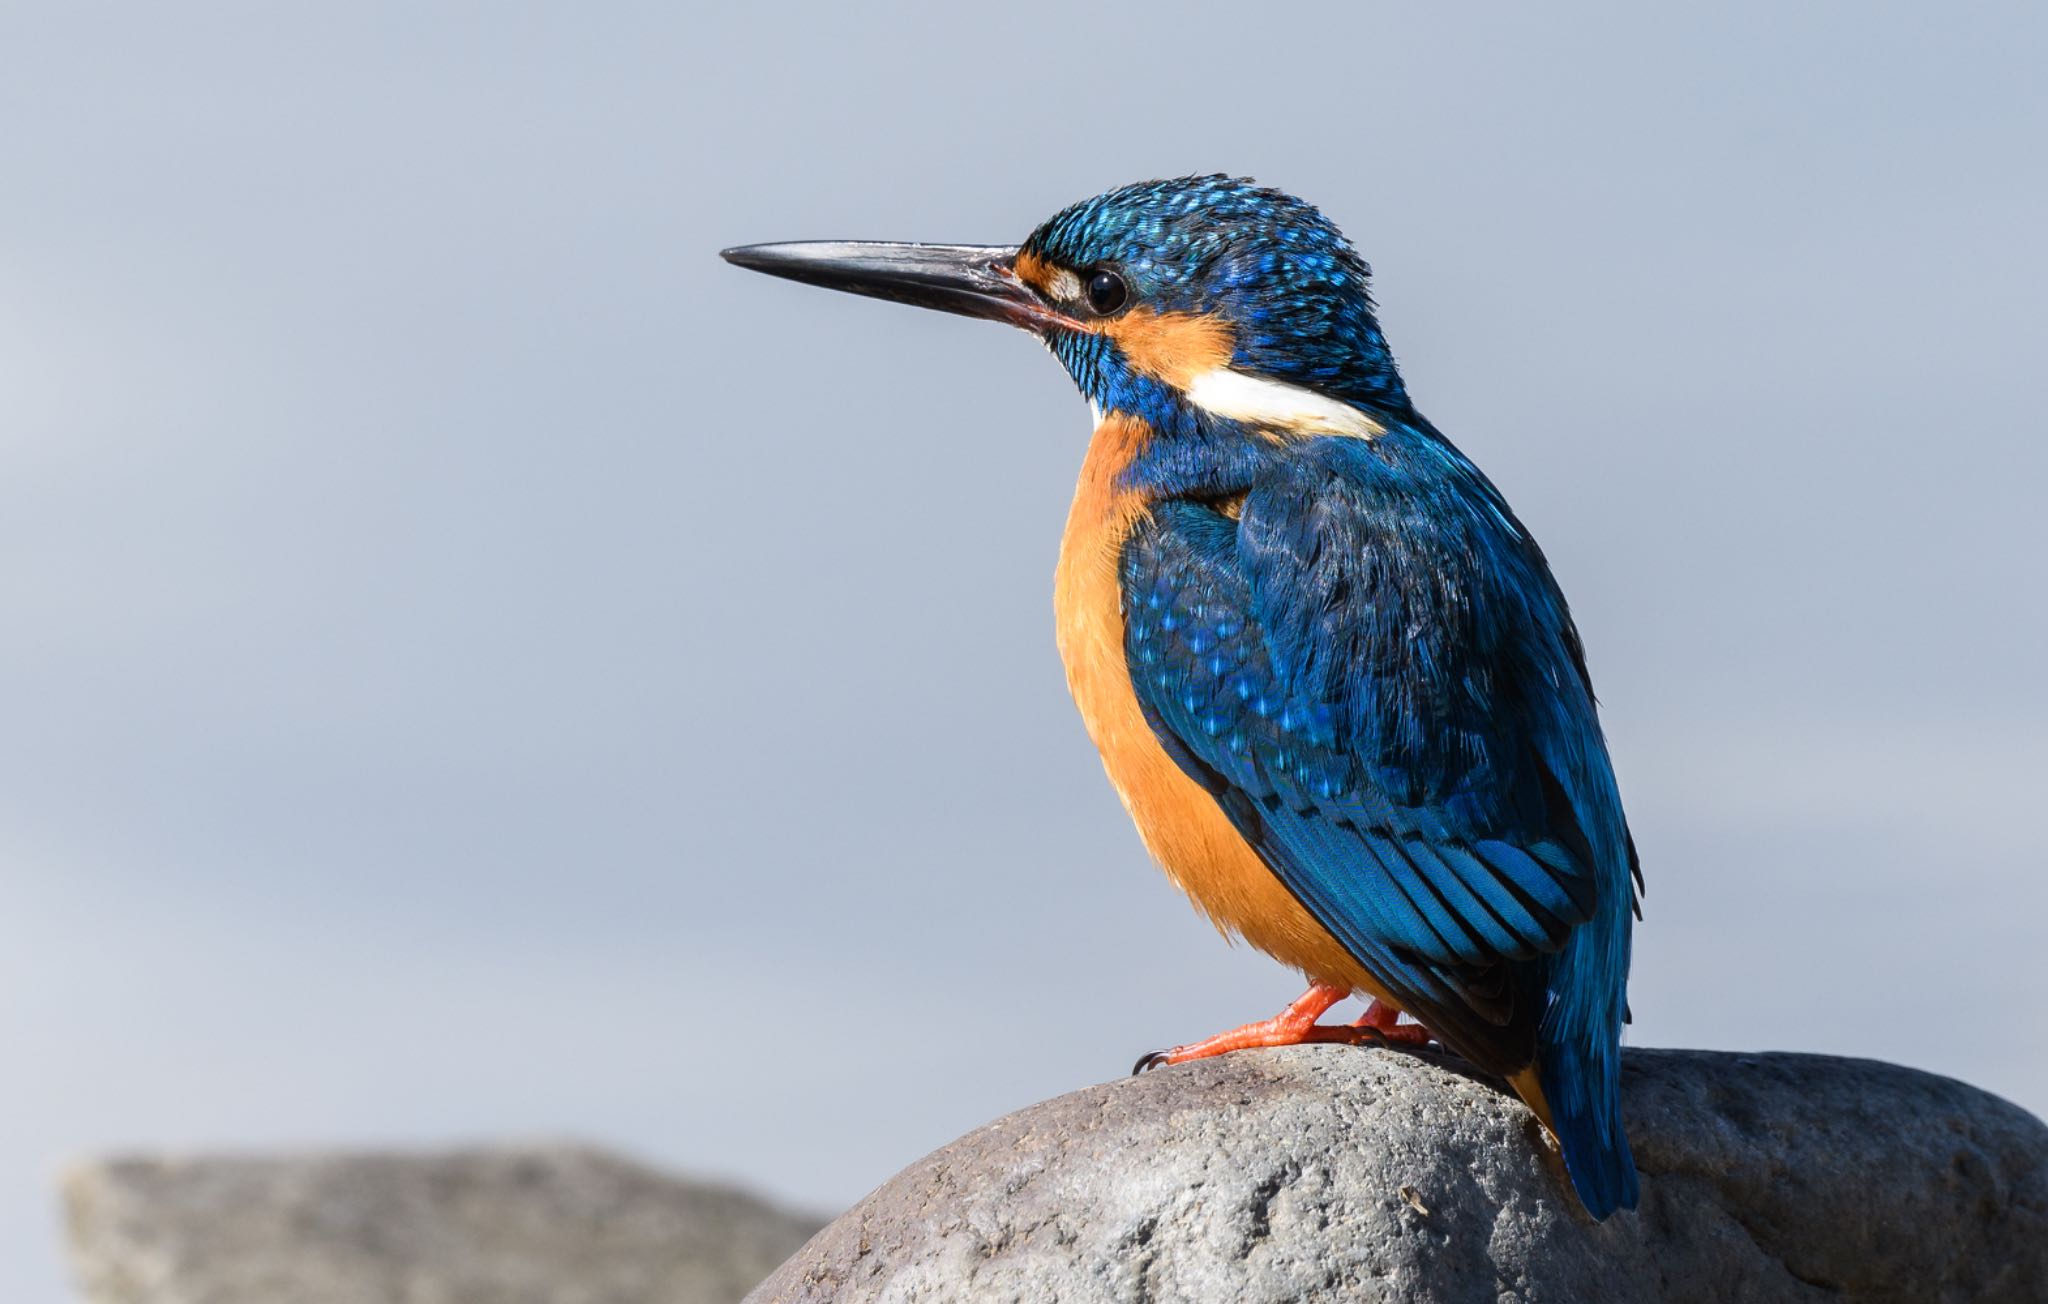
[1122,433,1632,1079]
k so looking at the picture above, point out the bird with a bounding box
[722,175,1642,1219]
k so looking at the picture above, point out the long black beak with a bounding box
[719,241,1080,332]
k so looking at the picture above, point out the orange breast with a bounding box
[1052,414,1392,1000]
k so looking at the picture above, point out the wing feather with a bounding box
[1121,448,1619,1072]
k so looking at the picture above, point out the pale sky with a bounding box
[4,3,2045,1299]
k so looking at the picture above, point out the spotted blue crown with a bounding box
[1023,175,1408,416]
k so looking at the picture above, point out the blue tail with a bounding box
[1529,749,1640,1219]
[1539,1036,1638,1219]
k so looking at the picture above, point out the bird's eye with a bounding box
[1085,268,1128,315]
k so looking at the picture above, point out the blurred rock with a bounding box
[749,1047,2048,1304]
[63,1144,822,1304]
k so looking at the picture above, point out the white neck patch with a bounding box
[1184,367,1383,440]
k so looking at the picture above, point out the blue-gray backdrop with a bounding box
[5,3,2044,1298]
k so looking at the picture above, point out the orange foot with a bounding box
[1132,985,1437,1075]
[1351,997,1435,1047]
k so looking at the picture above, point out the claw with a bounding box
[1132,1050,1170,1076]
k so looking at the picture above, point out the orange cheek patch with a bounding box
[1097,309,1235,389]
[1013,249,1059,296]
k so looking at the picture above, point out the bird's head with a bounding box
[723,175,1406,442]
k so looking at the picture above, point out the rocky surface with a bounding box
[749,1047,2048,1304]
[64,1144,823,1304]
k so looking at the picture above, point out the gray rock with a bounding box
[63,1144,823,1304]
[748,1047,2048,1304]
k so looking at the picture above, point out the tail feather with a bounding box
[1536,1047,1638,1219]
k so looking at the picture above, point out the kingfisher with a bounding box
[722,175,1642,1219]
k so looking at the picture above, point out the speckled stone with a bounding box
[748,1047,2048,1304]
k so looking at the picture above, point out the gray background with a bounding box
[4,3,2044,1298]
